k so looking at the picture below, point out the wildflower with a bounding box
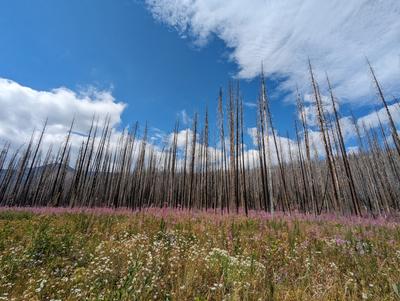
[334,238,348,246]
[35,279,47,293]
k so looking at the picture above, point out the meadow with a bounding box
[0,62,399,301]
[0,207,399,301]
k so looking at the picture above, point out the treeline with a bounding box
[0,62,399,216]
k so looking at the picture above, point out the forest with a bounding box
[0,62,399,217]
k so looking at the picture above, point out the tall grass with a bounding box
[0,208,399,300]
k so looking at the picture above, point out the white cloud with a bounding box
[146,0,400,103]
[0,78,126,151]
[247,127,298,164]
[298,93,400,142]
[338,116,357,141]
[243,101,257,109]
[357,102,400,130]
[149,127,167,144]
[169,128,193,149]
[347,146,360,155]
[1,77,398,172]
[177,109,192,126]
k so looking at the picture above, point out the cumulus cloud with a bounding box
[246,99,400,163]
[168,128,193,149]
[0,78,126,150]
[0,77,397,171]
[146,0,400,102]
[247,127,299,164]
[298,91,400,143]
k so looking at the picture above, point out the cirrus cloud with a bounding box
[146,0,400,103]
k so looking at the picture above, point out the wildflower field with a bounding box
[0,208,399,301]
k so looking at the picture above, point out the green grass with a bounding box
[0,209,399,300]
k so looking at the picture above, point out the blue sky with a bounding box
[0,0,297,142]
[0,0,398,153]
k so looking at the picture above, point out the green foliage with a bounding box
[392,283,400,298]
[0,210,399,300]
[0,210,33,220]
